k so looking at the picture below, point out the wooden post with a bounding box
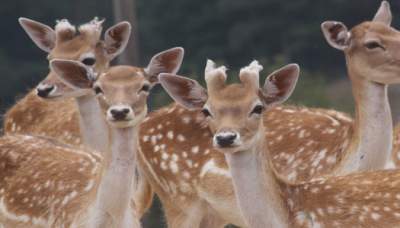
[113,0,139,65]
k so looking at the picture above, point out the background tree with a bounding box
[113,0,139,65]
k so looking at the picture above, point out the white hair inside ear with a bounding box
[204,59,227,83]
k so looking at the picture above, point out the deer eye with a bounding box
[94,86,103,95]
[201,108,212,117]
[140,84,150,93]
[365,41,384,50]
[82,57,96,66]
[250,105,264,116]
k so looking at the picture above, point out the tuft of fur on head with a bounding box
[239,60,263,88]
[55,19,76,33]
[204,59,227,92]
[79,17,104,42]
[55,19,76,42]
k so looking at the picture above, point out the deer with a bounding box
[7,17,186,218]
[49,47,184,218]
[0,58,161,227]
[160,60,400,228]
[4,17,131,151]
[391,125,400,168]
[135,1,400,227]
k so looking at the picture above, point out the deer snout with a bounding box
[36,83,56,98]
[214,130,240,148]
[107,105,133,121]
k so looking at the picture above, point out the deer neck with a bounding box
[89,126,139,227]
[339,65,392,173]
[75,94,109,153]
[224,127,289,228]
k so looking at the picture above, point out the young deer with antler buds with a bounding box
[0,59,161,227]
[4,18,131,151]
[48,47,184,218]
[161,61,400,228]
[135,2,400,226]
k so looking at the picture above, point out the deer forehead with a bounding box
[208,84,259,110]
[210,83,258,101]
[99,66,146,89]
[50,37,98,60]
[352,22,400,43]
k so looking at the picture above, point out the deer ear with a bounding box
[159,73,207,110]
[19,18,56,53]
[145,47,184,85]
[321,21,351,51]
[260,64,299,106]
[104,21,131,60]
[50,59,92,90]
[373,1,392,26]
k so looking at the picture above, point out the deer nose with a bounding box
[36,84,55,98]
[108,106,132,121]
[215,132,238,147]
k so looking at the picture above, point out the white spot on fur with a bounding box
[161,161,168,170]
[191,146,199,154]
[182,116,191,124]
[167,131,174,140]
[177,134,186,142]
[169,161,179,173]
[162,152,169,160]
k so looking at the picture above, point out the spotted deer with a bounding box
[0,59,161,227]
[273,0,400,178]
[135,2,400,227]
[45,46,185,219]
[4,17,131,150]
[391,125,400,167]
[161,60,400,228]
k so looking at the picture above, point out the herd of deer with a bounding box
[3,1,400,228]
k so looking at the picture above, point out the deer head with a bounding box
[322,1,400,84]
[19,17,131,99]
[50,47,184,127]
[159,60,299,154]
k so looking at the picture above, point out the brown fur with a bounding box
[3,19,154,218]
[391,124,400,167]
[0,134,101,227]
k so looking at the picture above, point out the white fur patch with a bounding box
[0,197,47,226]
[241,60,263,73]
[200,159,230,178]
[78,17,104,34]
[55,19,76,33]
[204,59,227,83]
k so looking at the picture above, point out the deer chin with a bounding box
[214,143,249,154]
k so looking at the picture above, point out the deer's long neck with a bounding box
[90,126,139,228]
[339,67,392,173]
[224,128,289,228]
[76,95,109,153]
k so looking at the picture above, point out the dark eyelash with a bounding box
[201,108,212,117]
[251,105,264,115]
